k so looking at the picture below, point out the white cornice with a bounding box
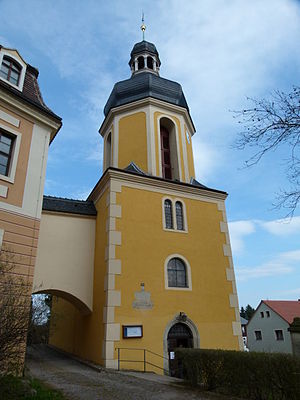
[88,168,227,203]
[99,97,195,138]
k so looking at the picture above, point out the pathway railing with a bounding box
[115,347,171,375]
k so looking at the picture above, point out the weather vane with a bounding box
[141,12,146,40]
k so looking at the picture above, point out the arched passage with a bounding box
[163,314,200,375]
[33,288,92,315]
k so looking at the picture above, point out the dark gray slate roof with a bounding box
[43,196,97,216]
[104,71,189,116]
[190,177,209,190]
[130,40,159,58]
[124,161,148,175]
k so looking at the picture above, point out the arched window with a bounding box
[137,56,144,70]
[0,56,21,86]
[175,201,184,230]
[164,199,173,229]
[147,56,153,69]
[167,258,187,288]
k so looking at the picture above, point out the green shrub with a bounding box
[176,348,300,400]
[0,375,65,399]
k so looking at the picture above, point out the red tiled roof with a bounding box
[263,300,300,324]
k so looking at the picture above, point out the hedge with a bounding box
[175,348,300,400]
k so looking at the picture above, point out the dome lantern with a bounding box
[129,40,161,76]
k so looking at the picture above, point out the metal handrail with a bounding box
[116,347,170,374]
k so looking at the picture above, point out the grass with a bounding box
[0,375,66,399]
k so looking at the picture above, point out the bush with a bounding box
[0,375,65,399]
[176,348,300,400]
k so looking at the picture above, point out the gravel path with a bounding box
[25,345,223,400]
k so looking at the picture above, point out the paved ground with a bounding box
[25,345,227,400]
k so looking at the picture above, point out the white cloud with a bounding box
[236,249,300,281]
[278,287,300,297]
[228,220,256,254]
[260,216,300,236]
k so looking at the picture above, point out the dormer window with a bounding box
[0,56,21,86]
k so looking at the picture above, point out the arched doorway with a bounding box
[167,323,193,376]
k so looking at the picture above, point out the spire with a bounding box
[141,12,146,40]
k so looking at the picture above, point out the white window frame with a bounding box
[164,254,192,291]
[274,329,284,341]
[0,50,26,92]
[0,123,22,183]
[254,330,262,341]
[162,196,188,233]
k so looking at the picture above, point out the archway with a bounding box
[167,323,193,376]
[163,314,200,376]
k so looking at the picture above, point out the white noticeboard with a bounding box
[123,325,143,338]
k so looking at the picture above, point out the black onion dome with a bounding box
[104,72,189,116]
[130,40,159,58]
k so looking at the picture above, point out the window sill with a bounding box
[165,286,192,291]
[0,173,14,184]
[163,228,188,234]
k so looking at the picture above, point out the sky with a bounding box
[1,0,300,310]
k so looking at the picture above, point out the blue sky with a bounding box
[1,0,300,310]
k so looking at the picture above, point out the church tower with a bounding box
[101,40,195,183]
[48,37,243,373]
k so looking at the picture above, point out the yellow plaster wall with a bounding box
[113,185,238,370]
[49,189,108,365]
[118,112,147,171]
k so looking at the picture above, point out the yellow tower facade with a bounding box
[48,39,242,374]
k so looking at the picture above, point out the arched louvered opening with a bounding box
[160,118,180,181]
[137,56,144,70]
[147,56,153,69]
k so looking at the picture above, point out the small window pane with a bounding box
[0,67,9,79]
[164,200,173,229]
[0,164,7,175]
[0,154,8,166]
[0,142,10,154]
[1,135,12,146]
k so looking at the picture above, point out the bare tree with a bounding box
[0,248,32,374]
[234,86,300,215]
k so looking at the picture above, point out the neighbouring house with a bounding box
[247,300,300,355]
